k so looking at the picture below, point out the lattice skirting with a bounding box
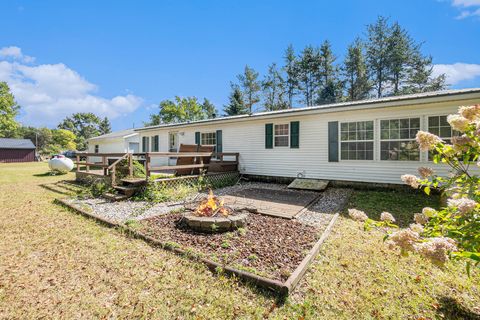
[153,171,240,190]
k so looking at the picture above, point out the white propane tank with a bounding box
[48,155,74,173]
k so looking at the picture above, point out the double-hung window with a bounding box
[274,124,289,147]
[380,118,420,161]
[428,115,457,160]
[340,121,374,160]
[200,132,216,146]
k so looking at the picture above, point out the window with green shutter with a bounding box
[216,130,223,153]
[290,121,299,148]
[152,135,159,152]
[195,132,200,145]
[328,122,339,162]
[265,123,273,149]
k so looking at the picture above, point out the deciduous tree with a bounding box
[0,82,20,138]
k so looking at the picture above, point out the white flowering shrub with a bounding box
[397,105,480,272]
[348,105,480,271]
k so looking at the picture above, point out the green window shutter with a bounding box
[153,135,159,152]
[142,137,146,152]
[216,130,223,153]
[290,121,299,148]
[328,121,339,162]
[195,132,200,145]
[265,123,273,149]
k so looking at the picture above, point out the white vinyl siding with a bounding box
[134,96,480,184]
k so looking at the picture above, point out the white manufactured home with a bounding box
[87,88,480,185]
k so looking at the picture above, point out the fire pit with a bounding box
[184,190,248,233]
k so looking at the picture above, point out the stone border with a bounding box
[55,198,338,296]
[183,211,248,233]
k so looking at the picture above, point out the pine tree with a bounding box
[99,117,111,135]
[316,40,342,104]
[201,98,217,119]
[283,44,299,108]
[262,63,288,111]
[223,86,248,116]
[297,45,321,106]
[387,22,415,95]
[402,53,447,94]
[236,65,261,113]
[366,16,392,98]
[343,39,372,101]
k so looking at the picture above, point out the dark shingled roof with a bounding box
[0,138,36,149]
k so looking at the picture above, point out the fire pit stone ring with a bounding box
[183,211,248,233]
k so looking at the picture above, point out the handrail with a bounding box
[107,153,129,170]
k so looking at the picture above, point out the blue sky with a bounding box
[1,0,480,131]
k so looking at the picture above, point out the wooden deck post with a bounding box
[111,164,116,186]
[128,153,133,177]
[103,156,108,175]
[145,153,150,178]
[76,154,80,172]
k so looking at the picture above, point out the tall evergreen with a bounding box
[297,45,321,106]
[387,22,415,95]
[366,16,392,98]
[283,44,299,108]
[236,65,261,113]
[99,117,111,135]
[201,98,217,118]
[262,63,288,111]
[402,53,447,94]
[223,86,248,116]
[316,40,342,104]
[343,39,372,101]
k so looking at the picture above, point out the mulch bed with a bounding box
[137,212,320,281]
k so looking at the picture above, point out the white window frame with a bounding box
[426,114,458,161]
[339,120,375,161]
[274,123,289,148]
[379,117,421,161]
[200,131,216,146]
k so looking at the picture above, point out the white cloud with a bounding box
[449,0,480,18]
[452,0,480,7]
[0,46,143,127]
[433,63,480,85]
[0,46,35,63]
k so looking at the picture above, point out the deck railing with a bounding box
[75,151,239,180]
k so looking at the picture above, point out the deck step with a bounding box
[120,178,147,186]
[113,185,139,196]
[103,192,129,202]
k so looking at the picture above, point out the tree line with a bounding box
[148,16,447,123]
[0,81,112,153]
[224,16,446,115]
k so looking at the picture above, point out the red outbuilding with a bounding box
[0,138,36,163]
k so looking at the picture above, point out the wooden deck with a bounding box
[222,188,320,219]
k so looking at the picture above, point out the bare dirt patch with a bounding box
[137,212,320,281]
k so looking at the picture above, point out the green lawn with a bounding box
[0,162,478,319]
